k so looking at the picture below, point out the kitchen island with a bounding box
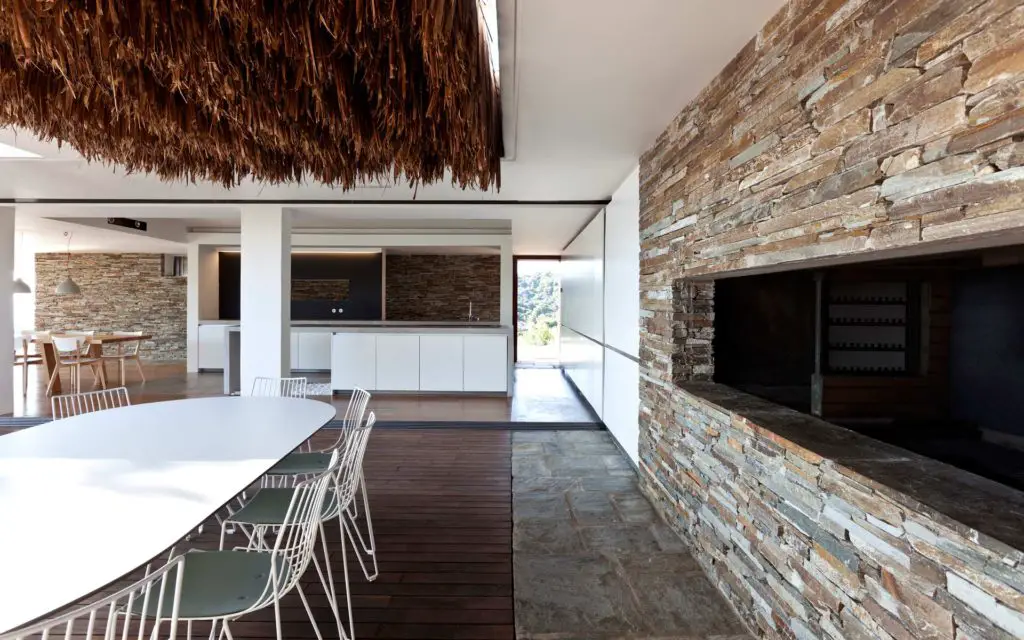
[208,321,513,396]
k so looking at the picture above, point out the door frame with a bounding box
[513,255,562,364]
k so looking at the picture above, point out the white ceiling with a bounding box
[3,0,785,254]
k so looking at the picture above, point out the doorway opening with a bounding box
[514,257,561,366]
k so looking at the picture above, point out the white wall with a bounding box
[560,168,641,463]
[604,167,640,358]
[602,167,641,462]
[561,209,604,341]
[560,209,605,421]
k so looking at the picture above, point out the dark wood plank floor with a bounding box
[0,428,514,640]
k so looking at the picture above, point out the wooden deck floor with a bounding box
[2,428,514,640]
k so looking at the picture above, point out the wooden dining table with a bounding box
[31,333,153,394]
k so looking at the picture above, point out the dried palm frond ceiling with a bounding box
[0,0,502,190]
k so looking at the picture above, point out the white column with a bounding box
[0,207,15,415]
[186,244,220,372]
[240,206,291,392]
[499,236,513,328]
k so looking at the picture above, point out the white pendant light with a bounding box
[12,232,31,294]
[55,231,81,296]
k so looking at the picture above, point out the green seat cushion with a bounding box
[131,550,288,619]
[266,452,332,476]
[228,488,339,526]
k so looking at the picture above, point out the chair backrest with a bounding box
[52,387,132,420]
[255,448,341,610]
[330,412,377,514]
[113,331,145,356]
[249,377,308,398]
[324,387,371,450]
[51,335,90,359]
[0,554,184,640]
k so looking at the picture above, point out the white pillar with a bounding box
[186,244,220,373]
[0,207,15,415]
[499,237,513,328]
[240,206,291,392]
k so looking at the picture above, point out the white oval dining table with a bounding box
[0,396,336,634]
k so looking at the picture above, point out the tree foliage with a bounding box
[517,270,559,345]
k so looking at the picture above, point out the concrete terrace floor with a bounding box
[512,431,750,640]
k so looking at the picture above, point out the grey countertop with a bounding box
[213,320,511,335]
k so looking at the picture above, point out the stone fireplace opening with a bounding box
[711,246,1024,492]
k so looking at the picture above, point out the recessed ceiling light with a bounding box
[0,142,41,158]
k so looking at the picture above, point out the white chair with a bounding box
[204,377,309,537]
[263,388,378,581]
[151,449,340,640]
[13,333,44,397]
[102,331,146,385]
[250,377,313,452]
[52,387,131,420]
[0,554,185,640]
[46,335,106,396]
[250,376,308,399]
[224,414,377,640]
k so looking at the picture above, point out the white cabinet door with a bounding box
[197,325,226,370]
[290,331,301,371]
[331,333,376,391]
[463,335,508,392]
[298,332,333,371]
[376,335,420,391]
[419,335,464,391]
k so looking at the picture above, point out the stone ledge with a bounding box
[676,382,1024,558]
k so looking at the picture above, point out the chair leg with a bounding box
[97,363,108,389]
[346,471,379,581]
[46,363,60,396]
[136,357,146,382]
[295,572,327,640]
[22,362,28,397]
[313,521,345,640]
[339,519,357,640]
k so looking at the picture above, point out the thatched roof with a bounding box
[0,0,502,190]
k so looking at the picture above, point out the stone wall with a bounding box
[642,383,1024,640]
[291,278,351,301]
[638,0,1024,637]
[385,254,500,322]
[35,253,186,360]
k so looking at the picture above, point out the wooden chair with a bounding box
[46,335,107,396]
[13,332,44,397]
[102,331,146,385]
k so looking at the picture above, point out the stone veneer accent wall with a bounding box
[35,253,186,360]
[637,0,1024,638]
[646,384,1024,639]
[385,254,500,322]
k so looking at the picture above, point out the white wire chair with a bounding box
[0,554,185,640]
[91,450,340,640]
[249,376,308,398]
[262,388,378,581]
[52,387,131,420]
[223,414,377,640]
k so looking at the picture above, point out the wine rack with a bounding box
[825,282,911,374]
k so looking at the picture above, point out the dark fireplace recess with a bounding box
[712,248,1024,492]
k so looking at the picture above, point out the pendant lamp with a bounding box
[55,231,81,296]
